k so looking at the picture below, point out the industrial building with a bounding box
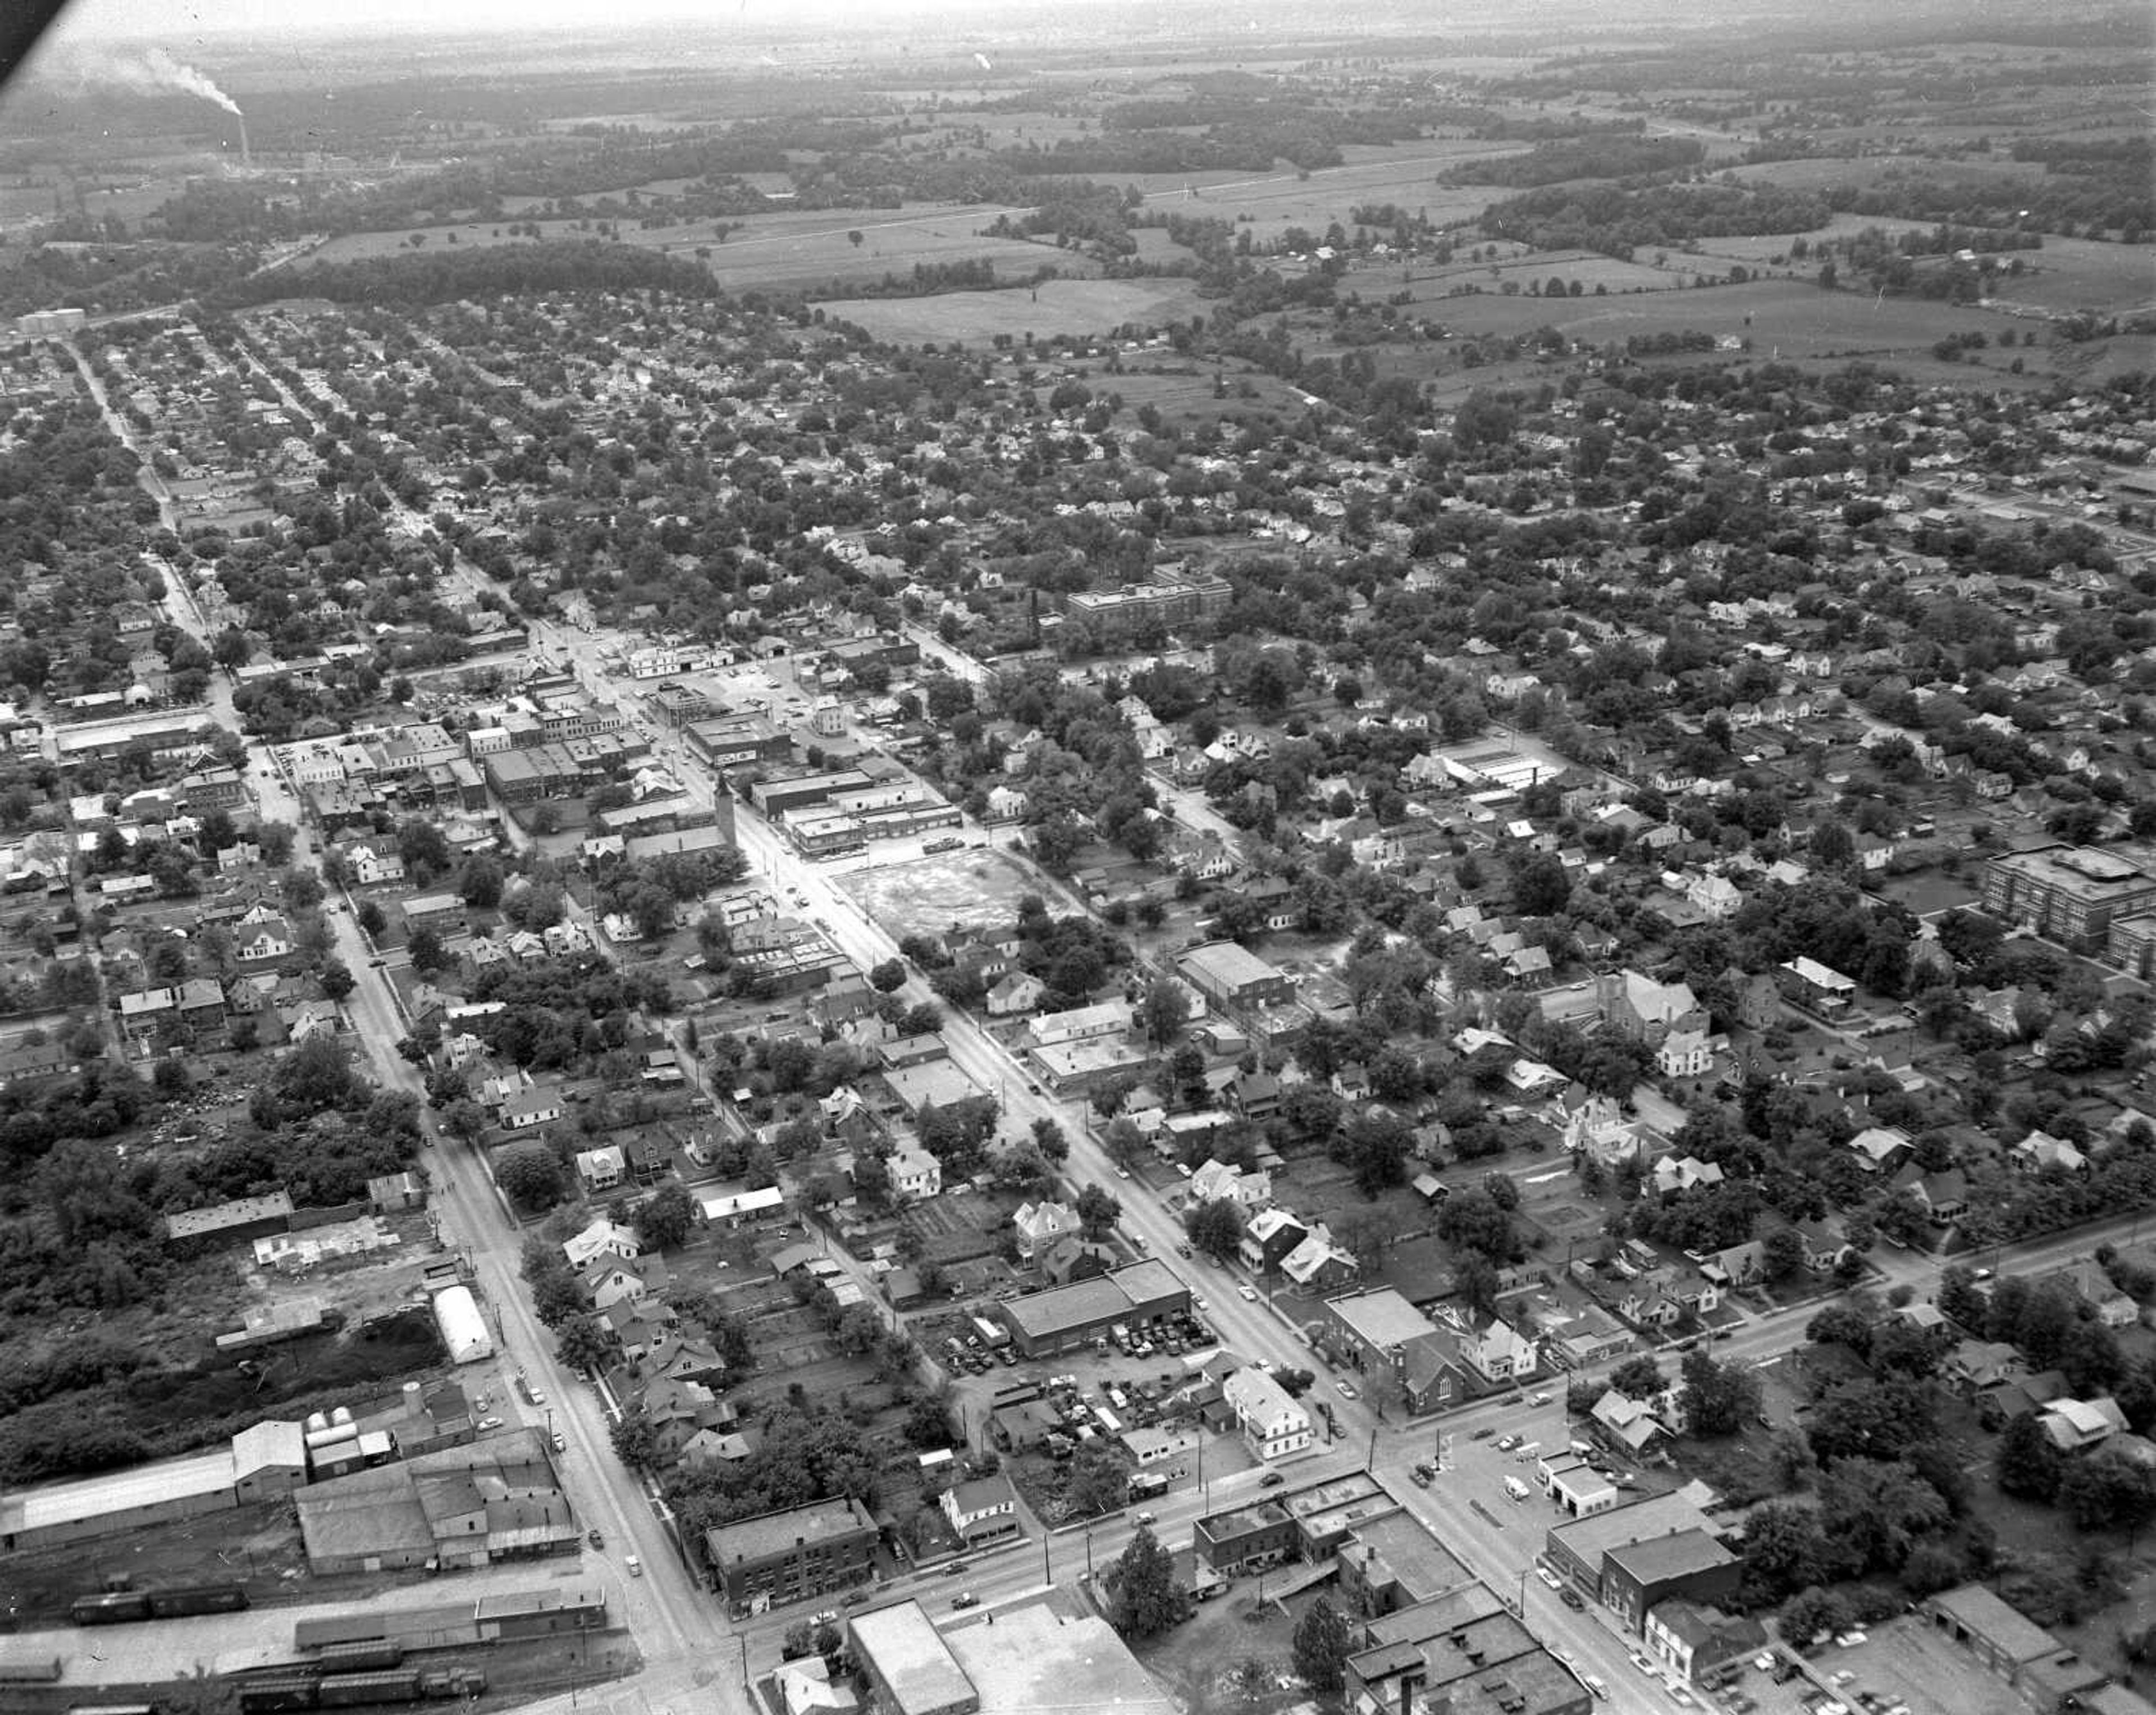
[432,1283,494,1364]
[993,1260,1192,1358]
[1176,941,1294,1012]
[846,1597,1176,1715]
[293,1583,610,1652]
[295,1427,577,1575]
[0,1420,307,1553]
[704,1495,879,1612]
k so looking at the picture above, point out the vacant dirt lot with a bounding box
[842,847,1040,942]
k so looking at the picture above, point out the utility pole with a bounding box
[1364,1423,1378,1475]
[1042,1531,1050,1585]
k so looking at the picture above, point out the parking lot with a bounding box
[1718,1620,2025,1715]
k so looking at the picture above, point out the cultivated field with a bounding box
[819,275,1210,345]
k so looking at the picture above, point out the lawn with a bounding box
[843,846,1043,942]
[1130,1579,1321,1715]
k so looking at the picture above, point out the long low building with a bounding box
[848,1597,1175,1715]
[993,1260,1192,1358]
[704,1495,879,1612]
[0,1420,307,1553]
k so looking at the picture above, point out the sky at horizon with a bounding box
[42,0,1074,45]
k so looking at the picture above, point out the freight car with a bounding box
[316,1671,423,1708]
[312,1640,404,1672]
[71,1582,249,1625]
[237,1681,322,1715]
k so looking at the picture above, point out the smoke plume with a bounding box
[94,47,243,117]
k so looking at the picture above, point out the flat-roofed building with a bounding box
[1346,1583,1590,1715]
[993,1261,1191,1358]
[1601,1527,1740,1633]
[1984,845,2156,954]
[1542,1492,1720,1616]
[846,1599,979,1715]
[1177,941,1293,1012]
[705,1495,878,1612]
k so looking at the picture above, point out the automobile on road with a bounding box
[476,1416,503,1431]
[1259,1472,1285,1488]
[588,1528,604,1548]
[626,1554,642,1577]
[951,1591,979,1609]
[1335,1380,1357,1399]
[1237,1284,1258,1301]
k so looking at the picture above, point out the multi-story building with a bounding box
[1983,845,2156,955]
[1058,566,1232,642]
[1222,1367,1312,1461]
[1177,941,1294,1013]
[704,1496,878,1612]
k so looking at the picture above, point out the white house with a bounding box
[1013,1199,1080,1260]
[939,1472,1020,1543]
[575,1146,627,1193]
[1222,1366,1312,1461]
[1656,1028,1721,1079]
[888,1141,943,1203]
[564,1219,642,1272]
[1458,1316,1538,1384]
[234,915,295,963]
[1189,1158,1272,1208]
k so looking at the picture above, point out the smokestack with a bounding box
[239,115,250,171]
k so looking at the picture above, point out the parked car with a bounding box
[1335,1380,1357,1399]
[1537,1566,1561,1590]
[1259,1472,1285,1488]
[1237,1284,1259,1302]
[551,1431,567,1452]
[476,1416,503,1432]
[588,1528,605,1549]
[1561,1586,1585,1611]
[951,1591,979,1609]
[626,1555,642,1577]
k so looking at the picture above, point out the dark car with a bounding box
[587,1527,604,1549]
[1259,1472,1286,1488]
[1560,1586,1585,1611]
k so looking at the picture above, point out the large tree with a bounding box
[1292,1597,1353,1693]
[1995,1408,2062,1501]
[1186,1197,1246,1262]
[1678,1348,1761,1436]
[1108,1525,1188,1638]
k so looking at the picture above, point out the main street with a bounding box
[247,726,737,1705]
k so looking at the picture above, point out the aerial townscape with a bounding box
[0,0,2150,1712]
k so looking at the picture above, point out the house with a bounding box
[500,1089,565,1134]
[775,1655,860,1715]
[1592,1389,1669,1456]
[1458,1316,1537,1384]
[1893,1164,1970,1228]
[2051,1259,2139,1328]
[985,971,1045,1017]
[1222,1365,1313,1461]
[939,1472,1021,1544]
[575,1146,627,1194]
[1226,1070,1282,1120]
[234,915,295,964]
[1794,1219,1852,1273]
[1278,1224,1359,1295]
[2012,1130,2091,1176]
[563,1219,641,1273]
[346,843,405,886]
[1656,1028,1721,1079]
[1189,1158,1271,1209]
[1701,1242,1762,1290]
[2041,1396,2128,1455]
[887,1141,942,1203]
[1012,1199,1080,1261]
[1240,1208,1307,1276]
[1598,970,1706,1046]
[1847,1126,1912,1175]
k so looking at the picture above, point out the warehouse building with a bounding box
[846,1596,1175,1715]
[1542,1491,1728,1627]
[295,1427,576,1575]
[993,1260,1192,1358]
[0,1419,307,1552]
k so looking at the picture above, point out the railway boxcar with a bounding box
[314,1640,404,1671]
[316,1671,422,1708]
[71,1593,154,1626]
[237,1680,320,1714]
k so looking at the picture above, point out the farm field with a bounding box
[819,275,1211,345]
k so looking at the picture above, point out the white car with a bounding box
[1537,1566,1561,1590]
[1237,1284,1258,1302]
[1193,1297,1209,1311]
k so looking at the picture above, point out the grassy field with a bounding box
[819,275,1210,345]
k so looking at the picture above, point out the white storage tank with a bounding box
[432,1283,493,1365]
